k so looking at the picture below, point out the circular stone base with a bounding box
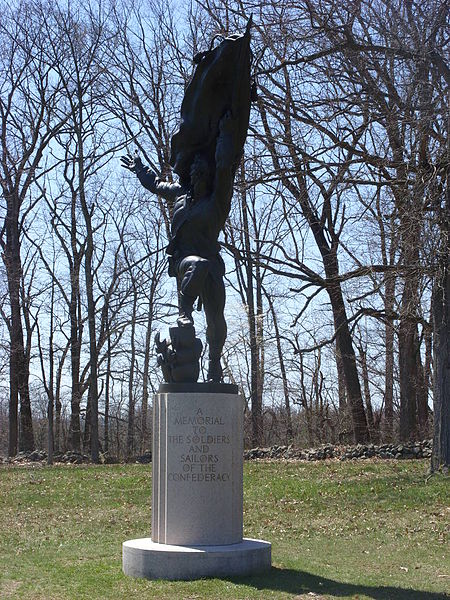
[122,537,271,580]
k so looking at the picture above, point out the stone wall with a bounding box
[1,439,433,464]
[244,439,432,461]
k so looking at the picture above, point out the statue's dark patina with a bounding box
[121,21,252,383]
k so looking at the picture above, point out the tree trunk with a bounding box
[326,275,369,443]
[240,187,263,447]
[431,171,450,472]
[298,353,313,445]
[248,270,263,447]
[84,390,91,452]
[47,395,54,465]
[335,342,347,410]
[398,221,421,441]
[47,282,55,465]
[82,207,99,463]
[69,275,82,451]
[393,142,422,442]
[431,267,450,471]
[359,343,376,440]
[141,299,154,453]
[4,193,33,454]
[126,288,138,461]
[55,394,62,453]
[8,348,19,457]
[104,312,111,455]
[416,338,429,438]
[398,299,419,441]
[384,273,395,440]
[266,291,293,443]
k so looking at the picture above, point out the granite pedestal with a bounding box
[122,383,271,580]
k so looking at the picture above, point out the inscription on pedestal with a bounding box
[168,409,231,483]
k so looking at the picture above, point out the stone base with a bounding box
[152,391,243,545]
[122,537,271,580]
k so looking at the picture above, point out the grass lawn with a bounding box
[0,459,448,599]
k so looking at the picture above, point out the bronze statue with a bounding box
[121,21,252,384]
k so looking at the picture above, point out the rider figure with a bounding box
[121,112,237,383]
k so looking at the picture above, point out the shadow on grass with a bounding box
[227,567,449,599]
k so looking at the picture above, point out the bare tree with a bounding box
[35,1,126,461]
[225,162,274,447]
[0,1,72,454]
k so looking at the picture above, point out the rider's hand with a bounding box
[120,151,144,174]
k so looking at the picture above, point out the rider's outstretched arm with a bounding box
[121,152,183,202]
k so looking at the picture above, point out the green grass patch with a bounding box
[0,460,448,599]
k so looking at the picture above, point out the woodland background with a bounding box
[0,0,448,467]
